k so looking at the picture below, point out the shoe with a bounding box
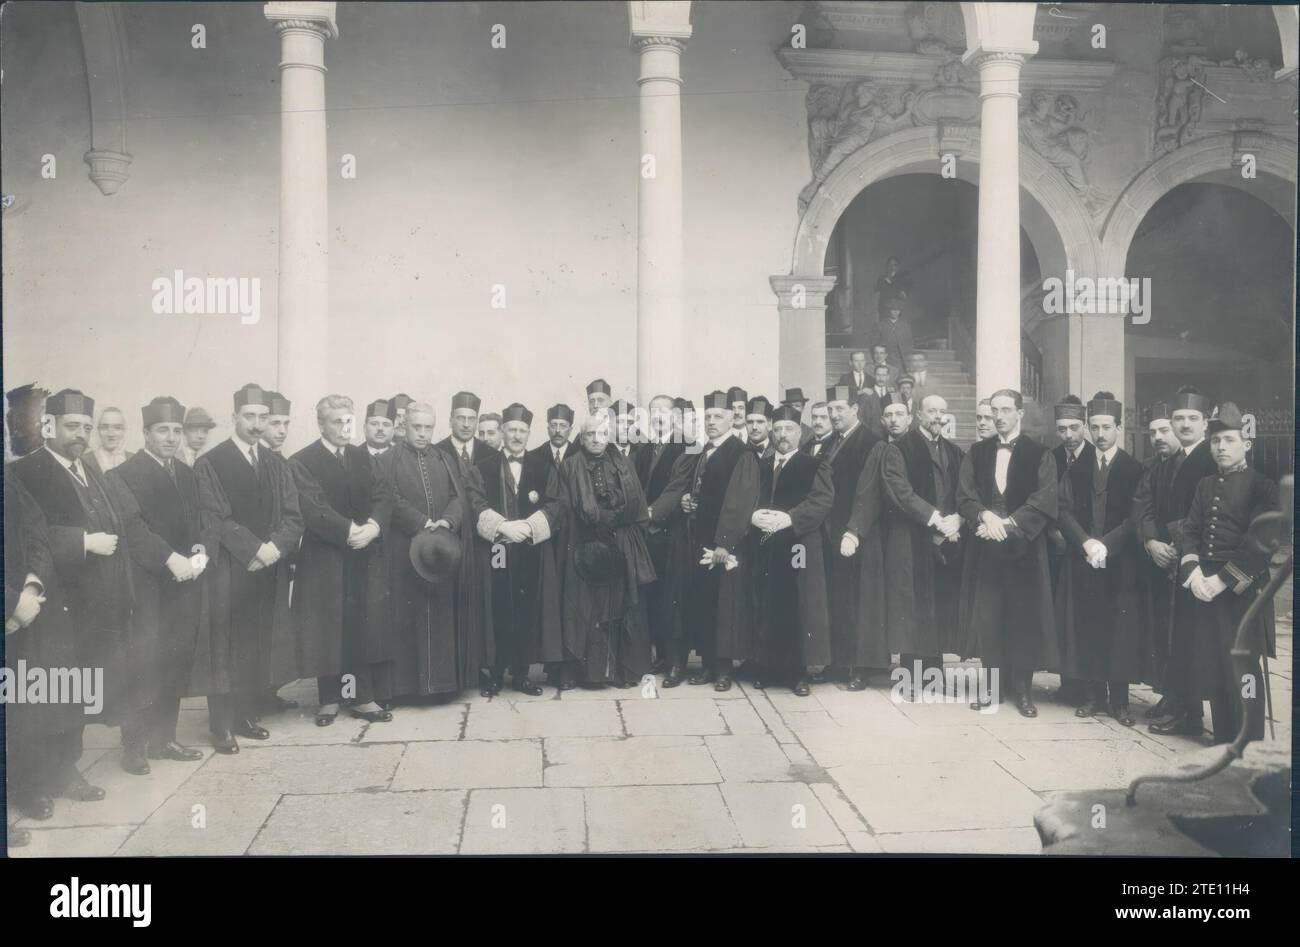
[315,708,338,726]
[120,744,151,776]
[8,826,31,848]
[211,731,240,754]
[1144,696,1170,719]
[793,679,811,697]
[1016,694,1038,718]
[687,669,715,686]
[148,741,204,762]
[234,719,270,740]
[512,679,544,697]
[846,671,868,691]
[378,700,395,712]
[16,794,54,821]
[969,696,993,710]
[714,675,733,692]
[661,667,684,688]
[57,774,106,802]
[1075,697,1103,718]
[1150,713,1203,736]
[348,706,393,723]
[1110,704,1135,727]
[751,677,767,690]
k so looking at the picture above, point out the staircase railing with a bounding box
[947,315,1043,402]
[947,315,975,381]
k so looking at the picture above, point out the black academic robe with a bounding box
[1055,449,1149,683]
[108,451,205,697]
[1175,467,1278,699]
[882,430,965,657]
[957,435,1059,674]
[435,438,496,681]
[824,424,887,668]
[636,439,687,651]
[1048,442,1095,585]
[9,447,139,719]
[475,448,563,669]
[1133,454,1174,689]
[289,441,395,682]
[436,435,499,468]
[192,439,304,695]
[532,448,655,682]
[4,473,82,750]
[855,391,889,439]
[747,451,833,674]
[527,439,575,476]
[649,436,758,661]
[376,441,469,696]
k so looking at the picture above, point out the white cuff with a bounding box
[1180,553,1200,565]
[525,510,552,545]
[926,511,940,528]
[477,508,506,542]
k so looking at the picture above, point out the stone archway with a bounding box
[1099,131,1298,276]
[773,124,1100,400]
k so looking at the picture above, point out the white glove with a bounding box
[840,533,859,557]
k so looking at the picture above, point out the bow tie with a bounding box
[997,439,1017,451]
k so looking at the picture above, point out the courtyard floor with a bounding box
[11,620,1291,857]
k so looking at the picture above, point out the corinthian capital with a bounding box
[265,1,339,39]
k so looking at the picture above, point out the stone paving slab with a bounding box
[249,790,465,855]
[358,703,466,742]
[620,698,728,736]
[465,699,622,739]
[11,824,134,857]
[719,782,845,848]
[391,739,543,791]
[876,827,1043,854]
[704,734,805,783]
[23,748,206,829]
[181,744,404,796]
[116,791,283,856]
[460,788,586,854]
[544,735,720,787]
[585,785,741,853]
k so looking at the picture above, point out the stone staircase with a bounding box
[827,345,978,446]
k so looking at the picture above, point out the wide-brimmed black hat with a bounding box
[409,529,462,585]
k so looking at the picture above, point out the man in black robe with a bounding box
[744,395,774,458]
[1132,401,1181,719]
[1048,395,1093,704]
[193,384,304,752]
[437,391,498,467]
[1149,387,1220,736]
[957,389,1059,717]
[746,404,833,695]
[823,384,885,689]
[389,393,413,446]
[364,398,397,458]
[474,403,558,696]
[5,474,82,825]
[649,391,758,690]
[727,386,748,442]
[880,394,964,698]
[107,396,208,773]
[1055,393,1146,727]
[609,398,644,468]
[10,388,135,801]
[290,395,395,725]
[1175,403,1277,743]
[636,395,687,671]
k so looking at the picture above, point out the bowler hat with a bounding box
[409,529,462,585]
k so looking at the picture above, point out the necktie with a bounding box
[1099,453,1109,476]
[554,447,561,466]
[249,445,259,472]
[461,443,470,462]
[337,446,347,466]
[1066,449,1076,469]
[771,456,786,502]
[70,460,87,487]
[164,459,178,486]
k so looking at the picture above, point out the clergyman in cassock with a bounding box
[193,383,304,752]
[106,397,208,772]
[1148,386,1219,736]
[1132,401,1182,719]
[473,403,559,696]
[378,401,471,699]
[9,388,135,800]
[746,404,833,696]
[957,389,1059,717]
[525,412,654,688]
[1174,402,1277,743]
[1048,395,1093,704]
[649,391,758,689]
[823,384,886,690]
[290,395,395,726]
[1054,393,1147,726]
[880,394,964,698]
[4,474,83,824]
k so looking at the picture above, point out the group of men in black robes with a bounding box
[4,370,1282,844]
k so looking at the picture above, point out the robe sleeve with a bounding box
[880,442,936,526]
[956,449,984,528]
[291,458,353,549]
[1133,462,1160,545]
[714,449,759,551]
[6,479,53,619]
[846,443,883,539]
[269,457,304,556]
[1177,481,1206,583]
[530,461,569,544]
[107,471,176,577]
[369,460,395,534]
[196,457,260,568]
[788,461,834,536]
[1055,474,1089,549]
[1006,450,1057,541]
[649,450,695,526]
[435,453,465,534]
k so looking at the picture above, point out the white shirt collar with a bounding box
[1096,444,1119,466]
[840,420,860,439]
[44,444,82,473]
[707,434,730,449]
[144,448,173,468]
[998,425,1022,446]
[321,437,347,456]
[1182,437,1204,455]
[367,444,389,455]
[774,447,797,463]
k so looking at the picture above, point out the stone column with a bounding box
[630,5,691,403]
[771,276,837,400]
[965,48,1032,397]
[265,2,337,451]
